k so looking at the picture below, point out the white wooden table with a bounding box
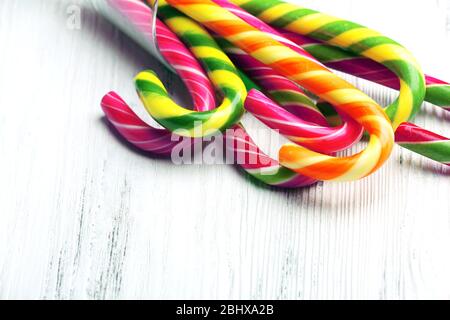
[0,0,449,300]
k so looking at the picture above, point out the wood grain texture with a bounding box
[0,0,449,300]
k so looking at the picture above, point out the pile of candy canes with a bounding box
[97,0,450,188]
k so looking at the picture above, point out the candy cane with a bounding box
[99,0,216,155]
[236,57,450,166]
[102,0,449,183]
[240,64,450,166]
[278,31,450,111]
[232,0,427,130]
[209,0,363,153]
[133,0,246,138]
[162,0,395,182]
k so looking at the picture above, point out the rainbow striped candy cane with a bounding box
[232,0,427,130]
[278,31,450,112]
[240,58,450,166]
[164,0,395,182]
[133,0,246,138]
[99,0,216,155]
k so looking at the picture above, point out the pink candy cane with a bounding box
[99,0,318,187]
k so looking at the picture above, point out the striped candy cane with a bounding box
[209,0,450,166]
[235,58,450,166]
[103,0,449,183]
[163,0,395,182]
[244,90,363,154]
